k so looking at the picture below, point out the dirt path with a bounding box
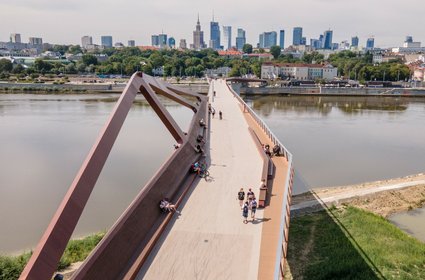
[291,173,425,217]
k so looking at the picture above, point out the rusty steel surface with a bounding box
[19,73,207,280]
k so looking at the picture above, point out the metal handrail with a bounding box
[226,82,294,279]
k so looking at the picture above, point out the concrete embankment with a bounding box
[0,82,209,94]
[235,85,425,96]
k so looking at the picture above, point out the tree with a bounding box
[82,54,98,66]
[0,59,13,73]
[270,46,282,59]
[242,44,253,54]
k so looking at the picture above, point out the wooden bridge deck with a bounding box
[137,80,289,280]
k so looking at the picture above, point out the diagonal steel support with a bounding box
[19,72,202,280]
[140,79,187,144]
[19,72,144,280]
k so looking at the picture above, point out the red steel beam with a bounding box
[19,73,144,280]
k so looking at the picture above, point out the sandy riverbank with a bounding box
[291,173,425,217]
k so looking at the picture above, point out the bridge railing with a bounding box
[226,81,294,280]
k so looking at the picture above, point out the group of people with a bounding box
[262,144,282,157]
[237,188,258,224]
[208,103,222,120]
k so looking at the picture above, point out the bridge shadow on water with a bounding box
[287,189,386,280]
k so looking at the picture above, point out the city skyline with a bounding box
[1,0,424,48]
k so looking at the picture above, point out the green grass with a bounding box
[0,232,105,280]
[287,206,425,280]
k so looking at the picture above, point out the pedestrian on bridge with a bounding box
[242,202,249,224]
[219,111,222,120]
[238,188,245,208]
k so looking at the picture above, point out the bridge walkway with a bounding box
[137,79,266,279]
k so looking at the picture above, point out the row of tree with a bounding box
[0,46,412,82]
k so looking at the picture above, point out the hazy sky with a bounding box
[1,0,424,48]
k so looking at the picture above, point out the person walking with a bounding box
[219,111,222,120]
[242,201,249,224]
[238,188,245,208]
[250,198,258,219]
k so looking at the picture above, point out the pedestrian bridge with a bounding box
[19,73,294,280]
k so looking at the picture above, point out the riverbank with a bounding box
[286,173,425,279]
[285,206,425,280]
[0,232,105,280]
[291,173,425,217]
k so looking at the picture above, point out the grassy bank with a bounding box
[287,206,425,280]
[0,232,105,280]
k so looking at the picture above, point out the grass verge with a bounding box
[287,206,425,280]
[0,232,105,280]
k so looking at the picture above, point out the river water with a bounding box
[1,93,425,253]
[0,94,193,253]
[244,95,425,192]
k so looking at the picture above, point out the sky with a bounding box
[1,0,424,48]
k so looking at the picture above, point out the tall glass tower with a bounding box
[210,20,221,50]
[223,26,232,50]
[293,27,303,45]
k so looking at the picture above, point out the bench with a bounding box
[248,128,275,208]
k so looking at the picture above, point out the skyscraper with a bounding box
[29,37,43,45]
[101,36,113,48]
[279,30,285,49]
[10,33,21,43]
[210,20,221,50]
[259,31,277,48]
[151,35,159,47]
[236,28,246,51]
[168,37,176,48]
[293,27,302,46]
[223,26,232,50]
[192,15,206,50]
[158,33,167,48]
[351,36,359,48]
[405,36,413,43]
[323,30,333,49]
[366,37,375,50]
[81,36,92,49]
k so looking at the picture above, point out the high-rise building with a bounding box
[128,40,135,47]
[158,33,167,48]
[151,35,159,47]
[101,36,113,48]
[29,37,43,45]
[168,37,176,48]
[405,36,413,43]
[293,27,303,46]
[210,20,221,50]
[222,26,232,50]
[236,28,246,51]
[179,39,187,49]
[366,37,375,50]
[323,30,333,49]
[81,36,92,49]
[351,36,359,48]
[279,30,285,49]
[311,39,321,49]
[192,15,206,50]
[10,33,21,43]
[301,37,307,46]
[259,31,277,48]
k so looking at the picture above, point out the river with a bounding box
[0,93,193,254]
[1,93,425,253]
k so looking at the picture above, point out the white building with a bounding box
[261,62,338,80]
[81,36,93,49]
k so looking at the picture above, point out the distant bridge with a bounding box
[19,73,294,280]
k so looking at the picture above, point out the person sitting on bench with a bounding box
[159,198,177,212]
[263,144,272,157]
[272,144,281,156]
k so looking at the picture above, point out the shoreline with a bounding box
[291,172,425,217]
